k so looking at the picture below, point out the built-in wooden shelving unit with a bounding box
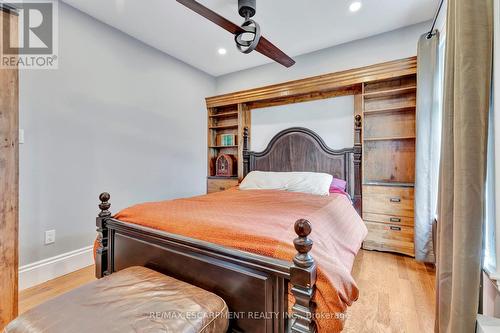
[361,74,417,257]
[207,104,250,193]
[204,57,418,224]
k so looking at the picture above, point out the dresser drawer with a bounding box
[363,221,415,257]
[363,185,414,217]
[207,178,238,193]
[363,212,414,227]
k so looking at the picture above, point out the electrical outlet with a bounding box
[45,230,55,245]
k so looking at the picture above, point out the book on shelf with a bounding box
[216,134,237,147]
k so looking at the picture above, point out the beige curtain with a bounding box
[435,0,493,332]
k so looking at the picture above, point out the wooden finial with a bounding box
[98,192,111,217]
[354,114,362,128]
[293,219,314,268]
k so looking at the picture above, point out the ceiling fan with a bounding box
[176,0,296,67]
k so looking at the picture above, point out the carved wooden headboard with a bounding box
[243,127,361,213]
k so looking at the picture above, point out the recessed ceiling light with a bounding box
[218,48,227,55]
[349,1,362,12]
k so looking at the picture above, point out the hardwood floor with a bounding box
[345,250,436,333]
[18,265,96,314]
[18,250,435,332]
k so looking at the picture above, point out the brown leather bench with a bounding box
[5,266,229,333]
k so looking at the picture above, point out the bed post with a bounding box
[290,219,317,333]
[95,192,111,279]
[353,114,362,214]
[353,145,362,214]
[243,126,250,177]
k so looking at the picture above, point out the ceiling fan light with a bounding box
[349,1,362,12]
[235,19,261,54]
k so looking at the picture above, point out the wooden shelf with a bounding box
[208,176,238,180]
[363,75,417,95]
[209,145,238,149]
[209,124,238,130]
[209,111,238,118]
[363,181,415,188]
[363,86,416,98]
[364,105,416,115]
[364,136,416,142]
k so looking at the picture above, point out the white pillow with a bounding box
[239,171,333,196]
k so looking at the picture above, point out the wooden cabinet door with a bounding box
[0,7,19,329]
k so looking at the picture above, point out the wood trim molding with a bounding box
[206,56,417,108]
[0,9,18,330]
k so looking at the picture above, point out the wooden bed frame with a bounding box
[95,127,361,333]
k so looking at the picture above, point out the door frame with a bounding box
[0,4,19,330]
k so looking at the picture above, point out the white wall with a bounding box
[215,21,429,94]
[251,96,354,151]
[18,3,215,266]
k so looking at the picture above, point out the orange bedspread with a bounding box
[114,188,367,332]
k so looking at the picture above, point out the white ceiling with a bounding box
[61,0,436,76]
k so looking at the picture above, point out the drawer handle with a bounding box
[390,197,401,203]
[390,217,401,223]
[390,226,401,231]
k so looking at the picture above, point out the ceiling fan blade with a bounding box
[255,37,296,67]
[176,0,295,68]
[176,0,244,35]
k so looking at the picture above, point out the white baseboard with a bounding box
[19,245,94,290]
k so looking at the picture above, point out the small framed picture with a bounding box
[217,134,237,146]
